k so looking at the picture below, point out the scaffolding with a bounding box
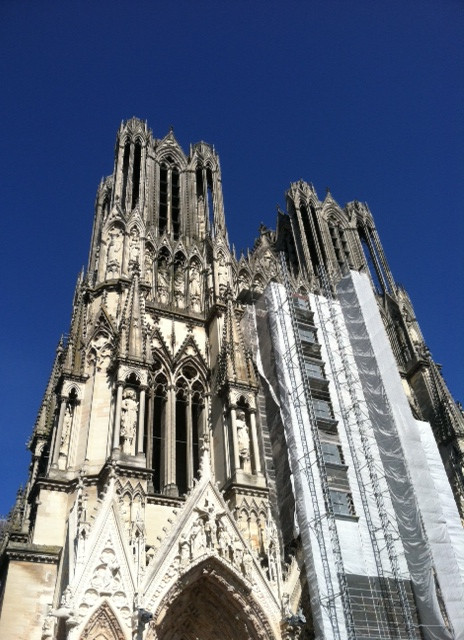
[314,265,417,639]
[273,253,355,640]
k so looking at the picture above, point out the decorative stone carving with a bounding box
[189,262,201,312]
[174,263,185,309]
[157,258,170,304]
[120,389,138,455]
[90,548,121,595]
[128,227,140,271]
[107,227,123,277]
[217,256,228,296]
[60,402,74,455]
[236,409,251,472]
[144,248,154,288]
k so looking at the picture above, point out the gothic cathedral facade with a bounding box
[1,118,463,640]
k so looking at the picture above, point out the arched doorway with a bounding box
[79,601,126,640]
[150,561,276,640]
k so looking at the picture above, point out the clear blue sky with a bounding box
[1,0,462,515]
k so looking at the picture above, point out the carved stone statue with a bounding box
[107,227,122,276]
[60,403,73,454]
[128,227,140,270]
[120,388,138,455]
[144,249,154,288]
[189,263,201,312]
[217,256,228,296]
[174,263,185,309]
[157,258,170,304]
[236,410,251,472]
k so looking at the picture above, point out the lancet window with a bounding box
[146,362,206,497]
[196,164,215,234]
[120,139,142,212]
[147,370,168,493]
[174,366,205,495]
[328,222,351,271]
[158,156,181,239]
[299,203,327,272]
[359,225,391,294]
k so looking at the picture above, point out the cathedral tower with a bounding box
[1,118,463,640]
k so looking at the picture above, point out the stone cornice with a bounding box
[5,543,61,564]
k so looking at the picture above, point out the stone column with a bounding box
[112,383,124,451]
[51,397,67,467]
[186,394,193,488]
[249,409,261,474]
[230,406,241,473]
[163,386,177,495]
[146,389,154,468]
[137,388,146,455]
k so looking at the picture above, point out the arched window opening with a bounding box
[310,205,327,268]
[329,224,345,270]
[175,380,188,495]
[151,371,167,493]
[359,227,389,294]
[102,195,110,220]
[206,168,214,233]
[171,168,180,239]
[191,381,204,478]
[300,204,319,269]
[159,163,168,235]
[196,166,204,198]
[131,141,142,209]
[158,157,182,239]
[121,143,131,210]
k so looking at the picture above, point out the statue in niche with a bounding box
[144,249,154,288]
[106,227,122,276]
[179,534,190,567]
[174,263,185,309]
[189,263,201,312]
[262,250,277,277]
[217,256,228,296]
[236,409,251,472]
[238,271,250,292]
[197,196,206,238]
[157,258,170,304]
[204,505,217,549]
[128,227,140,270]
[60,402,74,454]
[243,549,253,578]
[190,517,206,558]
[217,523,231,559]
[120,388,138,455]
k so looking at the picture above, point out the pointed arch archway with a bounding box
[79,601,126,640]
[148,558,277,640]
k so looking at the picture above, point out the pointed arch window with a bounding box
[157,156,182,239]
[359,226,391,294]
[329,222,351,271]
[120,140,142,212]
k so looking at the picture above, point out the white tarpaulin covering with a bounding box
[338,271,464,640]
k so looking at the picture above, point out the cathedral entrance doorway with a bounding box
[151,561,275,640]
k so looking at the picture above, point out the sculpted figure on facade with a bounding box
[236,409,251,472]
[60,402,74,456]
[106,227,123,277]
[120,388,138,455]
[144,247,154,288]
[189,262,202,312]
[190,517,206,558]
[128,227,140,271]
[174,262,185,309]
[217,255,228,296]
[157,257,170,304]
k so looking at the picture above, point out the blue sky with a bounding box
[1,0,462,515]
